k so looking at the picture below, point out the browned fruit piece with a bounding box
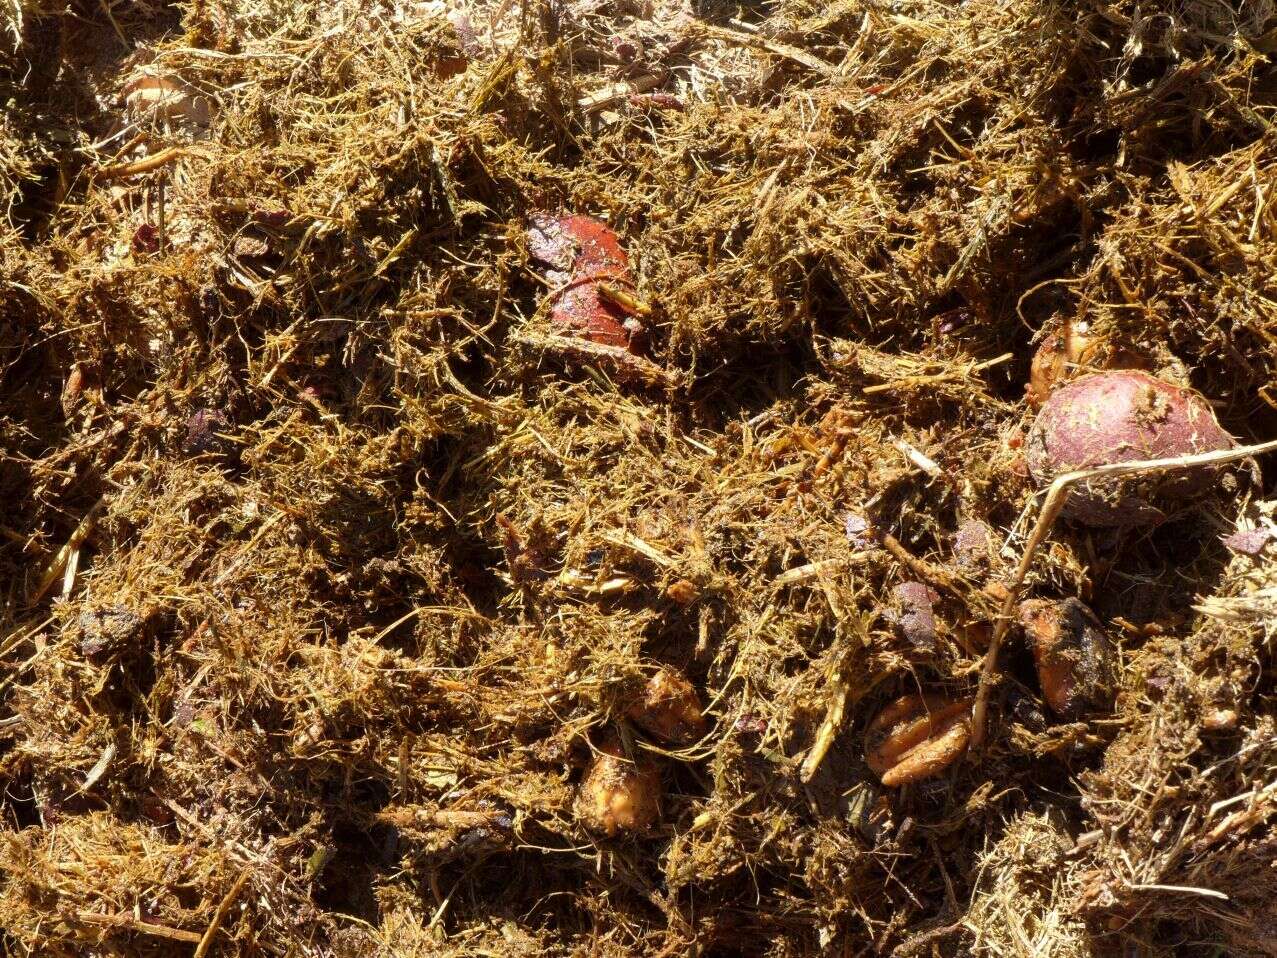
[1019,598,1115,720]
[61,364,87,417]
[576,738,662,836]
[1025,319,1150,409]
[865,694,973,787]
[627,667,707,745]
[1025,371,1236,526]
[1201,708,1238,732]
[1026,319,1104,409]
[891,581,939,651]
[664,578,700,605]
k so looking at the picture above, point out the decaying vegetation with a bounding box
[1,0,1276,953]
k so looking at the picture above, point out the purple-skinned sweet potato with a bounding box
[1025,370,1235,526]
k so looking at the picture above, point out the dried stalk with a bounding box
[29,496,107,605]
[74,912,203,944]
[194,867,251,958]
[93,146,185,180]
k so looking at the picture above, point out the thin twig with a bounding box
[29,496,107,605]
[512,331,684,389]
[194,867,251,958]
[891,437,941,477]
[862,352,1013,394]
[698,22,838,77]
[969,437,1277,748]
[772,556,869,588]
[880,532,995,614]
[578,74,664,112]
[1125,882,1229,901]
[597,282,654,316]
[74,912,202,944]
[93,147,185,181]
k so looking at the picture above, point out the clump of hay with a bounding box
[0,0,1275,952]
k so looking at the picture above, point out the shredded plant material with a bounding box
[1,0,1276,953]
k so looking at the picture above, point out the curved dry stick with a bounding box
[969,436,1277,749]
[93,146,185,181]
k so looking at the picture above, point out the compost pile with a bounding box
[2,0,1277,953]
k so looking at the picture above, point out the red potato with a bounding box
[1025,370,1235,526]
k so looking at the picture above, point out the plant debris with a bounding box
[1,0,1276,953]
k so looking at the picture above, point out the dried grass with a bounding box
[0,0,1275,953]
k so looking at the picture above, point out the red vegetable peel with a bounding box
[526,214,643,352]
